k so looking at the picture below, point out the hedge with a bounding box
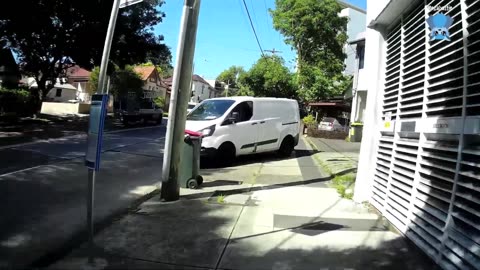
[0,88,33,116]
[307,127,348,140]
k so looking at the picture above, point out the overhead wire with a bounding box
[241,0,265,57]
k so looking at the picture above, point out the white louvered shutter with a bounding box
[371,0,480,269]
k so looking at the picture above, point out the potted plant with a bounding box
[302,114,317,134]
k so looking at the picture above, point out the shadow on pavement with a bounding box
[47,196,437,270]
[200,180,243,188]
[181,168,356,201]
[200,149,320,169]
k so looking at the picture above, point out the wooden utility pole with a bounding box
[161,0,201,201]
[265,48,282,55]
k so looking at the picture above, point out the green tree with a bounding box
[88,67,101,95]
[239,55,296,98]
[0,0,171,110]
[89,65,144,100]
[154,96,166,109]
[271,0,349,101]
[216,66,246,89]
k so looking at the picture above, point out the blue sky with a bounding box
[154,0,366,80]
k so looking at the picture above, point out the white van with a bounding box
[187,102,197,114]
[185,96,301,163]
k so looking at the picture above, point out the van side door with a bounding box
[255,101,282,152]
[221,101,258,155]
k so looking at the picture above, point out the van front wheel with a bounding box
[278,136,294,157]
[217,143,235,167]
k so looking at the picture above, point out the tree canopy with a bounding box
[216,66,245,89]
[0,0,171,106]
[271,0,350,101]
[238,55,296,99]
[89,65,144,100]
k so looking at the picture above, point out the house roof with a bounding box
[164,74,210,86]
[368,0,411,30]
[66,65,91,78]
[133,66,156,81]
[192,74,211,85]
[163,76,173,85]
[338,0,366,14]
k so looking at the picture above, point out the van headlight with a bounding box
[200,125,216,137]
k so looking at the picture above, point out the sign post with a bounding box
[84,94,109,264]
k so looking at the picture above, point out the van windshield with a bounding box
[187,99,235,121]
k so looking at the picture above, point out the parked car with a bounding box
[118,98,163,126]
[318,117,345,131]
[185,97,301,164]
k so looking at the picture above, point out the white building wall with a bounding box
[143,78,165,99]
[191,81,211,103]
[353,0,390,203]
[46,88,77,102]
[340,8,367,76]
[356,68,368,90]
[354,0,480,268]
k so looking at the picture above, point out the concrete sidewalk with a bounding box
[48,138,434,270]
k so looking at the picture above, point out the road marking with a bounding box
[0,165,44,178]
[0,125,165,150]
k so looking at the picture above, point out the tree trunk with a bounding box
[33,77,51,115]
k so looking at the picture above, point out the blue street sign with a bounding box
[85,94,109,171]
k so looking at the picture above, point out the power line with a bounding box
[241,0,265,57]
[265,48,282,55]
[249,0,260,36]
[263,0,270,35]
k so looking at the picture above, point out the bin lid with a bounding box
[185,129,202,137]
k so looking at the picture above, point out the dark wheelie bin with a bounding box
[179,130,204,189]
[350,122,364,142]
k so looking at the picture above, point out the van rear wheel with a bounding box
[278,136,294,157]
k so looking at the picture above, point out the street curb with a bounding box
[0,125,164,151]
[303,136,357,178]
[303,136,332,175]
[29,187,161,269]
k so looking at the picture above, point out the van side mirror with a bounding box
[225,111,240,125]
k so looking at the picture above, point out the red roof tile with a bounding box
[133,66,156,81]
[66,65,91,78]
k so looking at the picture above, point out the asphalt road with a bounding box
[0,124,167,269]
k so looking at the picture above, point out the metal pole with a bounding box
[97,0,121,94]
[87,169,96,264]
[106,76,111,94]
[227,80,230,97]
[86,0,120,265]
[161,0,201,201]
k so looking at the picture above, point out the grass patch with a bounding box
[162,112,169,117]
[331,173,356,199]
[312,153,333,175]
[216,194,225,204]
